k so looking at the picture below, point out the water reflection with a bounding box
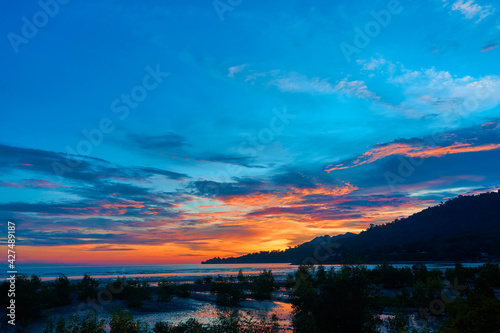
[129,297,293,332]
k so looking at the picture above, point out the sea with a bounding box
[0,262,486,281]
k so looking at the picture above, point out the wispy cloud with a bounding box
[227,64,247,78]
[357,57,390,72]
[449,0,495,23]
[0,179,69,189]
[270,72,335,94]
[127,132,190,151]
[326,141,500,172]
[481,43,499,52]
[229,66,379,100]
[334,78,379,100]
[89,245,136,251]
[268,71,379,100]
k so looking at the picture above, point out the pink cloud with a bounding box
[0,179,69,189]
[481,44,499,52]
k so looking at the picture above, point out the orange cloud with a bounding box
[219,182,358,208]
[326,142,500,172]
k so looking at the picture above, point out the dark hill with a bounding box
[202,191,500,264]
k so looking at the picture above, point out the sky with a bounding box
[1,0,500,264]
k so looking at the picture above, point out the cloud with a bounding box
[0,143,188,184]
[127,132,189,151]
[449,0,495,23]
[0,199,171,218]
[326,141,500,172]
[481,121,499,129]
[189,178,265,198]
[357,57,389,71]
[355,58,500,119]
[334,78,379,100]
[481,43,499,52]
[269,72,335,94]
[132,166,187,180]
[0,179,68,189]
[196,154,266,168]
[232,67,379,100]
[227,64,247,78]
[89,245,136,251]
[268,72,378,99]
[385,66,500,118]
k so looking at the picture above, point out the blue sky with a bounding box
[1,0,500,263]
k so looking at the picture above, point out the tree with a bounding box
[237,269,246,283]
[439,278,500,333]
[43,313,105,333]
[52,274,72,306]
[1,274,42,325]
[292,265,381,333]
[77,274,99,300]
[210,281,245,306]
[109,308,149,333]
[157,280,173,302]
[250,270,276,300]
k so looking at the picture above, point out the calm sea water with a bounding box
[0,262,486,281]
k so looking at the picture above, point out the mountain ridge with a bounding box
[202,190,500,264]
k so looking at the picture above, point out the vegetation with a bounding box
[157,280,191,301]
[50,274,73,306]
[291,264,381,333]
[77,273,100,300]
[43,312,105,333]
[109,308,150,333]
[210,280,245,306]
[0,274,43,327]
[237,269,247,283]
[249,270,276,300]
[439,276,500,332]
[3,262,500,332]
[108,277,152,307]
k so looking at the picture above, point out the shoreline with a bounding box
[8,260,492,282]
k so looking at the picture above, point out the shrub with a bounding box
[108,277,151,308]
[77,274,99,300]
[157,281,191,301]
[284,273,296,289]
[50,274,73,306]
[43,312,106,333]
[157,280,174,302]
[477,263,500,288]
[1,274,42,325]
[109,308,150,333]
[370,262,413,288]
[211,281,245,306]
[440,278,500,333]
[237,269,246,283]
[250,270,276,300]
[292,265,381,333]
